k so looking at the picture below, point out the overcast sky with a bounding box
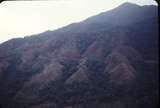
[0,0,157,43]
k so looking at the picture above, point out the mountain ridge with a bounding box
[0,2,158,108]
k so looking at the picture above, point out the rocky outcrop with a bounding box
[66,58,89,84]
[83,40,106,61]
[27,61,64,88]
[108,62,136,85]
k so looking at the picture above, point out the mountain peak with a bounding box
[117,2,141,10]
[120,2,139,7]
[84,2,157,26]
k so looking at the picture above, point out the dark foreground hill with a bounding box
[0,2,158,108]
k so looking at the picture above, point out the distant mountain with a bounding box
[0,2,158,108]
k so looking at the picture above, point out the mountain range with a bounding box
[0,2,159,108]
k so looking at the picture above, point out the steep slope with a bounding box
[0,2,158,108]
[84,2,157,26]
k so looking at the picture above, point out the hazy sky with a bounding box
[0,0,157,43]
